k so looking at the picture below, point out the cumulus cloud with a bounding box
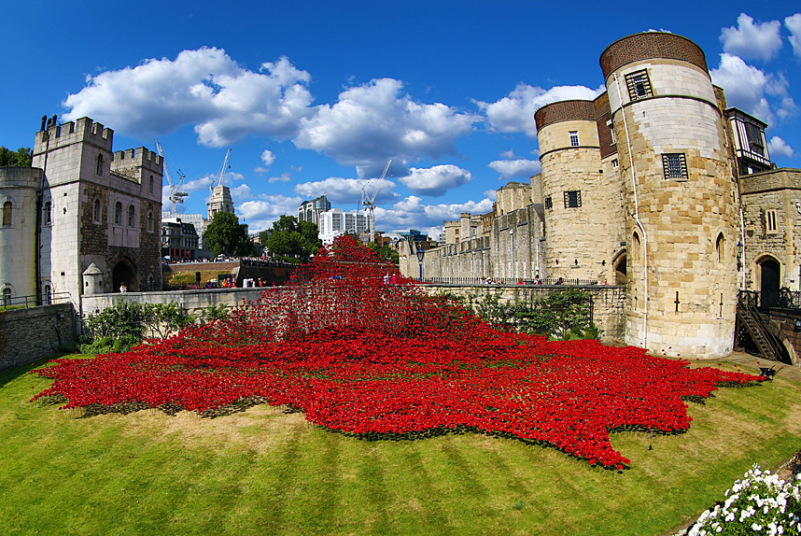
[768,136,795,158]
[720,13,783,62]
[266,173,292,184]
[398,165,472,196]
[477,83,602,138]
[231,184,253,202]
[260,149,276,167]
[294,177,397,205]
[375,195,494,233]
[710,53,797,124]
[63,48,313,147]
[294,78,478,170]
[787,14,801,58]
[489,158,540,179]
[237,193,304,231]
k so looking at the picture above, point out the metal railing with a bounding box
[422,276,601,286]
[739,288,801,311]
[1,291,71,311]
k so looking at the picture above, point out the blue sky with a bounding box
[2,1,800,237]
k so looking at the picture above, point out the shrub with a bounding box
[688,465,801,535]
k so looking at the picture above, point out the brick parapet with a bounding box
[535,100,596,131]
[600,32,708,79]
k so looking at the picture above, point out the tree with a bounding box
[0,146,32,167]
[367,241,399,264]
[203,212,253,257]
[265,215,322,262]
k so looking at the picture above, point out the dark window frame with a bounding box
[564,190,582,209]
[625,69,653,100]
[662,153,688,180]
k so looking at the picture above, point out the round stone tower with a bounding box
[0,167,42,300]
[535,100,614,282]
[601,32,739,358]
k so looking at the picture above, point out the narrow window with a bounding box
[716,233,725,263]
[93,198,101,222]
[544,196,553,210]
[746,123,764,156]
[147,211,154,232]
[766,210,778,234]
[625,69,653,100]
[96,154,103,175]
[149,175,154,194]
[662,154,688,180]
[632,231,641,263]
[43,201,51,225]
[612,158,619,169]
[569,131,579,147]
[2,288,11,306]
[128,205,135,227]
[43,284,52,305]
[564,190,582,208]
[2,201,11,226]
[114,202,122,225]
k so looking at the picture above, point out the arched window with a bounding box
[43,283,52,305]
[716,233,725,264]
[114,202,122,225]
[147,211,154,232]
[2,201,11,226]
[128,205,135,227]
[93,198,101,222]
[96,154,104,175]
[43,201,51,225]
[632,232,641,263]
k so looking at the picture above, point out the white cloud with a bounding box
[294,177,397,205]
[489,158,540,179]
[260,149,276,167]
[231,184,253,202]
[237,193,304,231]
[720,13,783,62]
[376,195,494,233]
[768,136,795,158]
[398,165,472,196]
[294,78,478,169]
[710,53,797,124]
[786,14,801,58]
[477,83,602,137]
[63,48,313,147]
[267,173,292,184]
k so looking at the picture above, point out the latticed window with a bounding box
[128,205,135,227]
[43,201,51,225]
[746,122,764,155]
[625,69,652,100]
[564,190,581,208]
[569,131,579,147]
[93,199,101,222]
[114,202,122,225]
[662,154,688,180]
[544,196,552,210]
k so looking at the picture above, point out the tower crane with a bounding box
[154,139,187,216]
[361,159,391,243]
[210,148,232,193]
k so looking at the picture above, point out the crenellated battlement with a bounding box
[111,147,163,175]
[33,115,114,154]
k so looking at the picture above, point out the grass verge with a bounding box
[1,356,799,536]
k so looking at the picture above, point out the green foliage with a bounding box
[80,301,230,353]
[265,215,321,263]
[203,212,253,257]
[469,287,597,340]
[0,146,32,167]
[367,241,399,264]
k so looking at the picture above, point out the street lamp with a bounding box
[416,245,426,283]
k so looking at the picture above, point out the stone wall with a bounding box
[420,284,627,344]
[0,303,75,371]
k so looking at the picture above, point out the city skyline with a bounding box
[1,1,800,237]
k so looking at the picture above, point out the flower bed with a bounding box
[32,237,763,470]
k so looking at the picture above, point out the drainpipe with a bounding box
[614,74,649,348]
[740,208,747,290]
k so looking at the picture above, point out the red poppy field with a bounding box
[32,237,763,470]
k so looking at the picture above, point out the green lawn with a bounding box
[1,356,799,536]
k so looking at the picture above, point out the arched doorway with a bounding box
[759,257,781,308]
[112,258,137,293]
[613,251,628,285]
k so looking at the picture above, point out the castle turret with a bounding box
[601,32,739,358]
[536,100,615,282]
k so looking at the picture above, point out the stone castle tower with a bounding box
[207,184,234,220]
[28,116,164,299]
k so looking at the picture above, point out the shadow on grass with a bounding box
[0,354,66,389]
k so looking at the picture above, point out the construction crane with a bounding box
[361,159,391,243]
[210,148,232,193]
[154,139,187,216]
